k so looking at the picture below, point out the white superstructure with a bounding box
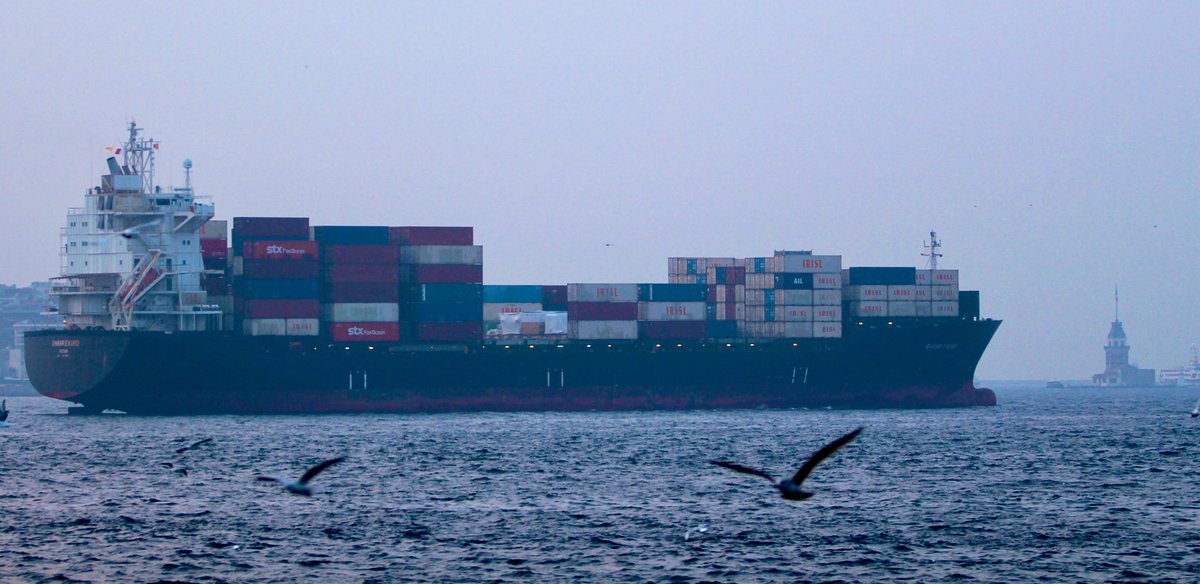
[52,122,221,331]
[1159,346,1200,387]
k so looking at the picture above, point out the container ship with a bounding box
[26,123,1001,415]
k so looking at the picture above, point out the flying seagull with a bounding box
[710,427,863,501]
[255,457,346,496]
[175,437,213,454]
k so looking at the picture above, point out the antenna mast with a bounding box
[922,230,943,270]
[1114,285,1119,322]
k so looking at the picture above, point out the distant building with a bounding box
[1092,287,1156,387]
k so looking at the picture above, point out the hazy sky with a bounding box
[1,2,1196,380]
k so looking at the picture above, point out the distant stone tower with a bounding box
[1093,286,1156,386]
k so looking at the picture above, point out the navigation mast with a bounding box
[923,230,942,270]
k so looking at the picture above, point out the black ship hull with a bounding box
[25,318,1000,415]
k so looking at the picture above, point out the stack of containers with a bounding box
[666,257,737,285]
[567,284,638,339]
[669,257,742,338]
[483,285,543,334]
[199,220,231,321]
[740,252,843,339]
[314,226,400,343]
[637,284,707,339]
[844,267,917,320]
[392,227,483,342]
[915,269,961,317]
[231,217,319,336]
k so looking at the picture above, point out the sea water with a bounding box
[1,385,1198,582]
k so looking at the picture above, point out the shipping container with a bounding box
[706,320,738,338]
[849,301,888,317]
[845,285,887,301]
[568,302,639,321]
[202,274,228,296]
[887,285,916,301]
[483,302,543,321]
[773,272,814,290]
[388,226,474,246]
[415,321,483,342]
[637,283,708,302]
[813,322,843,338]
[200,239,228,259]
[932,285,959,301]
[240,259,319,280]
[322,303,401,322]
[776,290,813,305]
[915,301,932,317]
[200,219,227,240]
[321,244,401,264]
[932,301,960,317]
[638,301,706,321]
[812,272,842,289]
[706,266,747,285]
[237,279,319,299]
[778,305,813,322]
[745,273,773,289]
[321,282,401,303]
[814,305,842,321]
[483,285,544,303]
[203,256,228,271]
[568,320,639,340]
[742,257,774,273]
[402,264,484,284]
[667,274,709,285]
[239,299,320,319]
[323,264,401,283]
[285,318,320,336]
[914,286,931,301]
[916,269,961,286]
[413,283,483,303]
[775,253,842,273]
[398,245,483,265]
[232,217,310,239]
[638,321,707,340]
[242,318,286,336]
[567,283,638,303]
[243,240,319,261]
[847,267,916,286]
[542,285,568,305]
[410,302,483,323]
[959,291,980,319]
[330,322,401,342]
[813,289,842,305]
[312,226,391,246]
[888,301,917,317]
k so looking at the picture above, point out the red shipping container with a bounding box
[568,302,638,321]
[725,303,737,320]
[330,322,400,342]
[639,321,707,340]
[243,240,319,261]
[203,275,228,296]
[242,259,319,279]
[706,285,718,302]
[388,226,473,246]
[203,257,228,271]
[415,321,483,341]
[321,282,401,303]
[200,239,228,260]
[323,264,400,283]
[239,299,320,318]
[406,264,483,284]
[232,217,310,238]
[321,244,401,264]
[541,285,568,305]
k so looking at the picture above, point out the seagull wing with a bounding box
[298,456,346,485]
[710,461,776,483]
[255,476,280,484]
[176,437,213,454]
[790,427,863,487]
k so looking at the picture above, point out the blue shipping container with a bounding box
[847,267,917,286]
[410,301,483,323]
[238,278,319,299]
[707,320,738,338]
[312,226,391,246]
[482,285,543,303]
[774,273,814,289]
[417,283,484,303]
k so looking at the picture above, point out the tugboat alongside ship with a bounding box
[25,122,1002,415]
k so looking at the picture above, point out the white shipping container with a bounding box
[813,289,842,305]
[888,301,917,317]
[931,285,959,301]
[812,272,842,289]
[887,286,916,301]
[568,283,639,303]
[668,274,697,284]
[638,302,706,321]
[846,285,886,301]
[200,220,228,240]
[243,318,286,336]
[285,318,320,336]
[744,289,766,305]
[784,322,813,338]
[746,273,774,289]
[778,305,812,322]
[916,269,960,286]
[915,301,932,317]
[775,289,813,305]
[776,253,842,273]
[714,284,745,303]
[483,302,542,322]
[569,320,638,340]
[398,245,484,265]
[849,301,888,317]
[932,301,960,317]
[744,305,767,322]
[710,303,745,321]
[322,303,401,322]
[813,322,843,338]
[232,256,243,276]
[813,305,842,321]
[741,321,784,338]
[914,286,932,301]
